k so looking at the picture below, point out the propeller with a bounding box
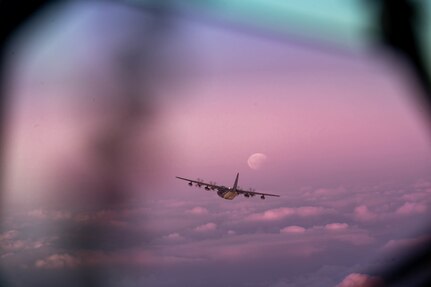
[209,181,217,190]
[196,178,203,187]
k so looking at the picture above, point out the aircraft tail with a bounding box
[232,173,239,191]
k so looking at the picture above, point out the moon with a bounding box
[247,153,268,170]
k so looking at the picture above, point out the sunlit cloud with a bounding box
[395,202,427,215]
[1,240,27,252]
[0,230,55,253]
[381,235,431,253]
[336,273,383,287]
[159,233,325,262]
[401,192,430,202]
[330,232,374,246]
[248,206,329,221]
[73,209,123,223]
[354,205,377,222]
[163,233,185,241]
[325,223,349,230]
[0,230,18,241]
[305,187,346,200]
[187,206,209,215]
[28,209,72,220]
[280,225,306,234]
[33,249,206,270]
[35,253,81,269]
[33,250,156,269]
[194,222,217,232]
[413,180,431,189]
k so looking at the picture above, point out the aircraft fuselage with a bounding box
[217,190,238,200]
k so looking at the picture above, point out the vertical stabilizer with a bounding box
[232,173,239,191]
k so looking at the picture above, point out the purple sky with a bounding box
[1,2,431,287]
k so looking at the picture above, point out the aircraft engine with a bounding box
[261,195,265,200]
[188,182,193,186]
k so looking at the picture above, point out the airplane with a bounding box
[176,173,280,200]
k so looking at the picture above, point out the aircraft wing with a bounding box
[235,188,280,197]
[176,176,228,191]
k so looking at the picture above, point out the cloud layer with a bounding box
[336,273,383,287]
